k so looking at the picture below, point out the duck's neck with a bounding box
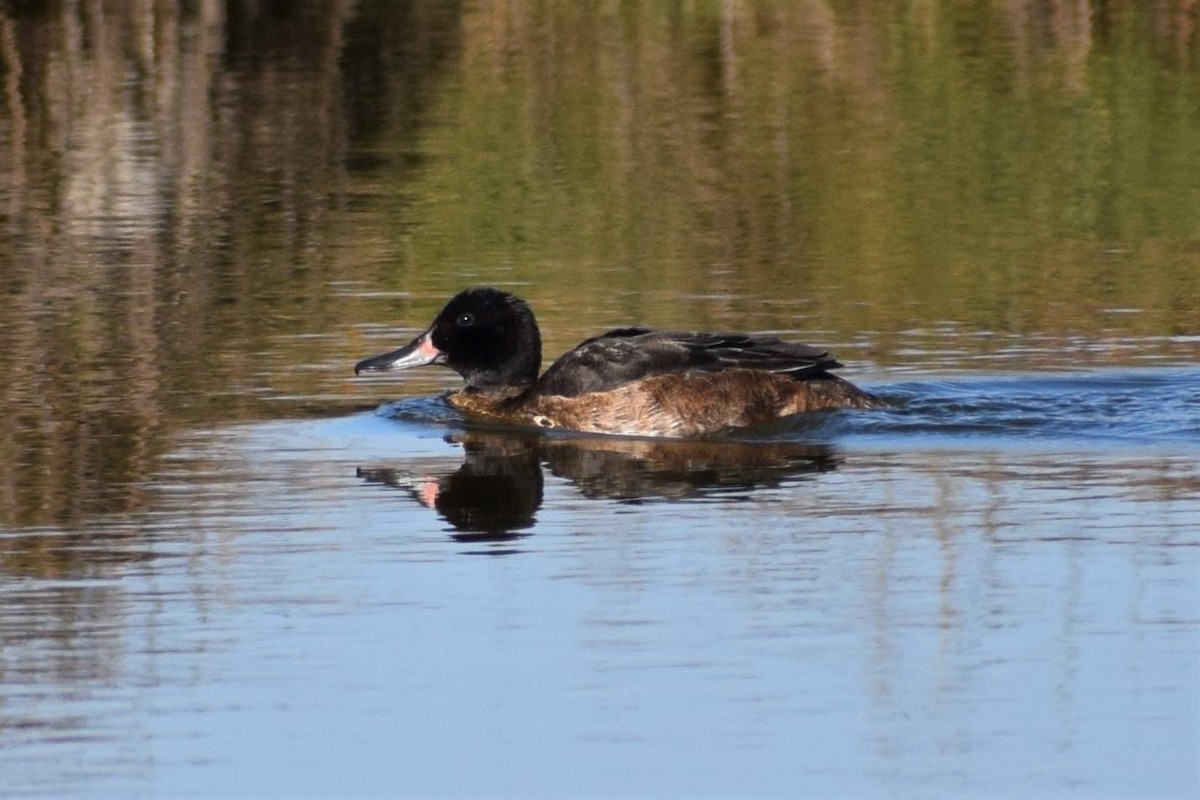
[448,384,533,418]
[458,383,530,401]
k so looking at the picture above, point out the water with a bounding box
[4,371,1197,797]
[1,2,1199,798]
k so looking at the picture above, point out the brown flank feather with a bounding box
[450,370,880,437]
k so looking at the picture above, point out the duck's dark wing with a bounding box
[536,328,844,398]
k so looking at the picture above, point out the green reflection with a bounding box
[399,2,1200,346]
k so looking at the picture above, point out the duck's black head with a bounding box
[355,288,543,391]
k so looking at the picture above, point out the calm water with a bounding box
[2,2,1199,798]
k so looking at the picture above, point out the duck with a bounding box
[355,287,880,437]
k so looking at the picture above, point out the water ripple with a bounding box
[835,368,1200,448]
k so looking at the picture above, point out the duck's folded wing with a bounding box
[537,330,843,398]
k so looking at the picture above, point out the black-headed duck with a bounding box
[355,288,880,437]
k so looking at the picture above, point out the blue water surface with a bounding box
[1,369,1198,798]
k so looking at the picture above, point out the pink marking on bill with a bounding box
[418,334,441,358]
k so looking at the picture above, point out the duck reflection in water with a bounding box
[358,433,543,546]
[357,428,840,545]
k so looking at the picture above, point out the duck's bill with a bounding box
[355,331,443,374]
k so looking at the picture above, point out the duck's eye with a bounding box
[456,313,475,327]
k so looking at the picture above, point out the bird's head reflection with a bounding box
[357,433,543,545]
[357,429,841,542]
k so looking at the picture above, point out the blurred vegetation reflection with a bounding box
[1,0,1198,532]
[0,0,461,531]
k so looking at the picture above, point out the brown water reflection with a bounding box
[0,1,460,528]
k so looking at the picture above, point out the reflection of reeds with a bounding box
[408,1,1199,344]
[0,1,461,530]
